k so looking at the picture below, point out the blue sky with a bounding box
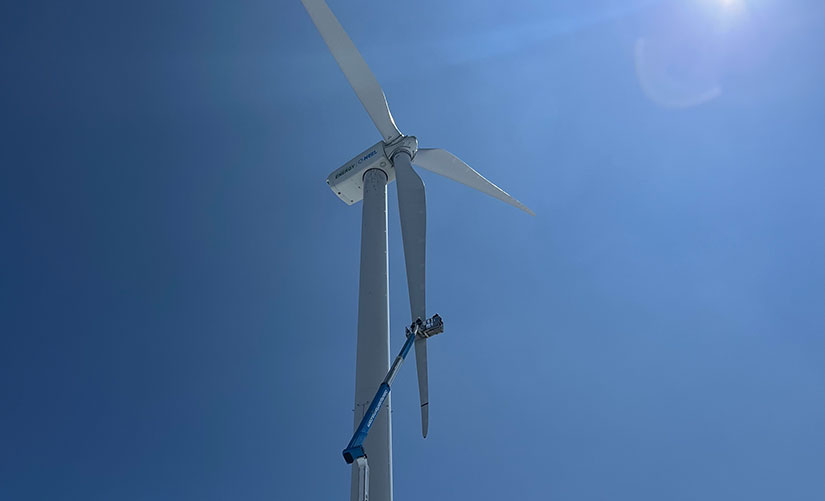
[2,0,824,499]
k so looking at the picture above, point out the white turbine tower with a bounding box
[300,1,534,500]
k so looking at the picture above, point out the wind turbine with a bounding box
[300,1,534,500]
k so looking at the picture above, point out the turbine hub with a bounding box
[384,135,418,162]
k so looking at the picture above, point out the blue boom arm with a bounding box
[343,315,443,464]
[343,327,417,464]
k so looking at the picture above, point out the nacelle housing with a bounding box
[326,142,394,205]
[325,136,418,205]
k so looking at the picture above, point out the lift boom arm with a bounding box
[343,315,443,464]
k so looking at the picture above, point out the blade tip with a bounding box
[515,202,535,216]
[421,403,429,438]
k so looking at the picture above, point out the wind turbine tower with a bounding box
[300,1,534,500]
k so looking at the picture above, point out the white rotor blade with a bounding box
[414,148,535,216]
[394,154,426,321]
[394,152,429,437]
[414,338,429,438]
[301,0,402,142]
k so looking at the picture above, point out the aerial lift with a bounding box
[343,314,444,501]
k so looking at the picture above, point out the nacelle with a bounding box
[326,136,418,205]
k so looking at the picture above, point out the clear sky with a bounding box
[2,0,824,499]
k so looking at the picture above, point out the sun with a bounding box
[701,0,747,18]
[718,0,746,11]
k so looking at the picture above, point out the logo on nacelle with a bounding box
[357,150,377,164]
[334,164,354,179]
[334,150,379,179]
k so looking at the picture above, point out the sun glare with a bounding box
[699,0,748,23]
[718,0,746,12]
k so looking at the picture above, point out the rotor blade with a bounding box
[414,338,429,438]
[394,152,426,328]
[301,0,402,143]
[413,148,535,216]
[394,151,429,437]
